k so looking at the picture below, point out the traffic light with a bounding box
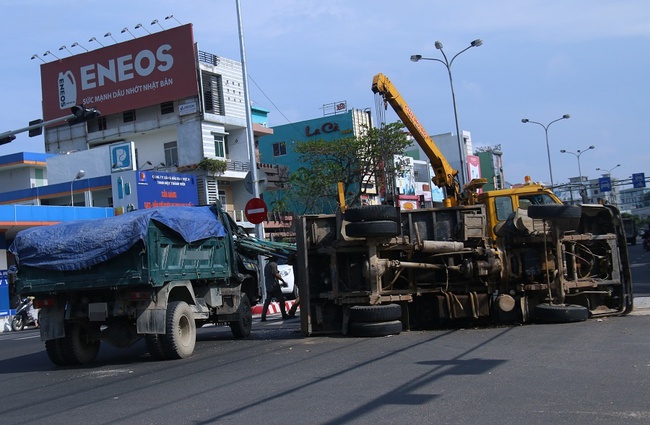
[67,106,100,125]
[0,135,16,146]
[29,119,43,137]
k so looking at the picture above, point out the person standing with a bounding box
[261,257,288,321]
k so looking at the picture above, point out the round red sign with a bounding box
[245,197,268,224]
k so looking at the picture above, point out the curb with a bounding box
[252,300,298,316]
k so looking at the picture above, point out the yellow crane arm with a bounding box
[371,73,460,202]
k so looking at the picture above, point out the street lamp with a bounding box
[411,38,483,187]
[560,145,595,183]
[596,164,621,176]
[521,114,570,187]
[70,170,85,206]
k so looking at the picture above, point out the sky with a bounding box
[1,0,649,187]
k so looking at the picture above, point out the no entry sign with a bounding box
[245,197,268,224]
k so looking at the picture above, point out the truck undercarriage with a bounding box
[296,203,633,336]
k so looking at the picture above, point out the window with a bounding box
[218,190,227,205]
[494,196,514,221]
[98,116,107,131]
[164,141,178,167]
[123,110,136,123]
[273,142,287,157]
[161,101,174,115]
[214,134,226,158]
[202,72,224,115]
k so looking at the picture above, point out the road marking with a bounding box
[13,334,40,341]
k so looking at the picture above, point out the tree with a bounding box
[286,122,410,214]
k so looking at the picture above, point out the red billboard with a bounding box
[40,24,199,122]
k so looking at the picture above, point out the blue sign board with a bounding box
[0,270,10,317]
[598,176,612,193]
[633,173,646,189]
[136,171,198,209]
[110,142,135,171]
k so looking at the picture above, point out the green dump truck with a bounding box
[9,205,269,365]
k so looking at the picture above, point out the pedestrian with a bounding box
[261,257,289,321]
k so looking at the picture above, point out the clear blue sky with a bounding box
[1,0,648,186]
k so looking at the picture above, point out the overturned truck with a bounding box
[296,202,633,337]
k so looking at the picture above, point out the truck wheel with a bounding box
[349,304,402,323]
[145,334,167,360]
[11,313,25,332]
[45,338,68,366]
[535,303,589,323]
[346,220,400,238]
[344,205,399,222]
[162,301,196,359]
[229,294,252,339]
[348,320,403,337]
[63,322,101,365]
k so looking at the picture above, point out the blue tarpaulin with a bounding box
[9,206,226,271]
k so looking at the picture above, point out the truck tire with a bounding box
[229,294,252,339]
[535,303,589,323]
[346,220,400,238]
[145,334,167,360]
[528,205,581,231]
[45,338,68,366]
[162,301,196,359]
[344,205,399,222]
[349,304,402,323]
[348,320,403,337]
[63,322,101,365]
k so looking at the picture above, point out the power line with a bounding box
[248,75,305,138]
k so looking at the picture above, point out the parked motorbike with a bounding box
[11,297,38,331]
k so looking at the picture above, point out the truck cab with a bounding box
[478,180,562,240]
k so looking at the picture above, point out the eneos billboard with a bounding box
[40,24,198,122]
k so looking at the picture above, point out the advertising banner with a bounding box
[136,171,198,209]
[40,24,198,122]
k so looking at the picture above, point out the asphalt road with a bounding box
[0,241,647,425]
[1,311,649,425]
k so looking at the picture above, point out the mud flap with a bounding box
[137,308,166,334]
[39,305,65,341]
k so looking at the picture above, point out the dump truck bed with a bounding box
[11,206,233,294]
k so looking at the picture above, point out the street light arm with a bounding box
[449,44,474,67]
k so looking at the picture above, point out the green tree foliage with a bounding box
[286,122,410,213]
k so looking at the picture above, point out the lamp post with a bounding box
[596,164,621,176]
[521,114,570,187]
[70,170,85,206]
[410,38,482,188]
[561,146,594,203]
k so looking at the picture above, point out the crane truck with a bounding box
[294,73,633,337]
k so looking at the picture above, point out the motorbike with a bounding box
[11,297,38,331]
